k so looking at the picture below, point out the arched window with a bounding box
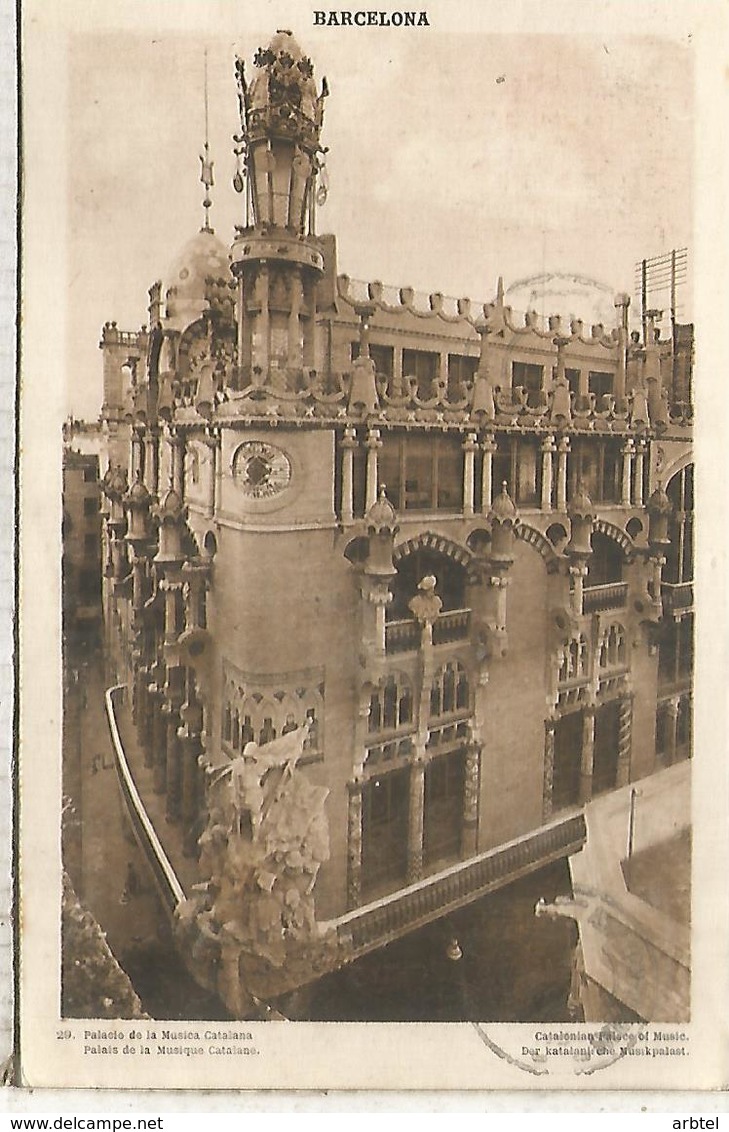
[389,547,467,622]
[587,531,624,586]
[429,662,470,720]
[368,673,414,736]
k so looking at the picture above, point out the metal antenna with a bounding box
[200,48,214,232]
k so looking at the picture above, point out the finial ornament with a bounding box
[200,48,215,232]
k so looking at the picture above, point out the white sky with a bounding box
[63,9,694,419]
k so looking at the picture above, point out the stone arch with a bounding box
[390,535,470,618]
[515,522,558,563]
[659,449,693,490]
[593,519,633,555]
[393,530,472,569]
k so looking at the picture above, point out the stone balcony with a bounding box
[329,811,587,962]
[583,582,629,614]
[661,581,694,614]
[385,608,471,655]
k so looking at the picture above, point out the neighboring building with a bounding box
[93,31,693,1014]
[63,447,102,649]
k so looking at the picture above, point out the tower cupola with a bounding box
[231,31,329,391]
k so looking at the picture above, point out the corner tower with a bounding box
[231,30,328,388]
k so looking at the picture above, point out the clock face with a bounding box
[233,441,292,499]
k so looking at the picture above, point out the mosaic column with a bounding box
[543,720,556,820]
[556,436,570,511]
[616,696,633,787]
[541,434,556,511]
[407,758,426,884]
[461,741,481,857]
[462,433,478,517]
[365,427,382,511]
[346,780,363,910]
[480,434,497,513]
[340,425,357,524]
[579,706,596,804]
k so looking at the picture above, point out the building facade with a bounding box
[95,31,693,1013]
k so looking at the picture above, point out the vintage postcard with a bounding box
[17,0,728,1092]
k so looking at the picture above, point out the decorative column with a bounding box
[621,438,635,507]
[152,689,167,794]
[567,482,594,618]
[543,720,556,820]
[340,425,357,524]
[392,346,404,399]
[616,696,633,787]
[165,699,182,822]
[647,483,672,604]
[256,263,270,374]
[461,737,481,857]
[633,442,645,507]
[130,425,145,483]
[287,267,302,370]
[144,429,159,496]
[364,427,381,511]
[480,434,497,513]
[664,696,680,765]
[580,706,596,804]
[482,482,519,658]
[179,694,204,857]
[407,758,426,884]
[203,427,220,519]
[170,430,185,496]
[302,274,318,370]
[462,432,477,516]
[346,780,363,910]
[541,434,556,511]
[361,487,398,658]
[556,436,570,511]
[613,293,630,409]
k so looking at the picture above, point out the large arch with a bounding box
[390,533,471,620]
[393,530,472,569]
[593,519,633,555]
[515,522,559,563]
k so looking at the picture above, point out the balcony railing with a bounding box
[385,609,472,655]
[661,581,694,613]
[385,618,421,654]
[332,812,586,959]
[432,608,471,645]
[583,582,628,614]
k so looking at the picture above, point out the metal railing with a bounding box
[333,812,586,957]
[105,685,185,916]
[583,582,628,613]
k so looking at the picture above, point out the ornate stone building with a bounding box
[97,31,693,1012]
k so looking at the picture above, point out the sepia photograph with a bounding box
[18,0,728,1092]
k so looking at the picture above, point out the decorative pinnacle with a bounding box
[200,48,215,232]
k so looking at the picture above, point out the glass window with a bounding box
[589,371,614,399]
[512,361,544,407]
[403,348,439,399]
